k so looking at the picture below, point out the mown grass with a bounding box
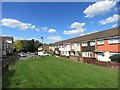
[3,56,118,88]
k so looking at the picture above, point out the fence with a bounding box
[2,53,20,75]
[82,57,120,70]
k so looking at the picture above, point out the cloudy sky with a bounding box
[1,1,120,43]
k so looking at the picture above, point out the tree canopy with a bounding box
[13,39,42,52]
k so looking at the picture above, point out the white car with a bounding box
[38,52,48,56]
[20,52,26,57]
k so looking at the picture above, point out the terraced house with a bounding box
[49,26,120,62]
[0,36,13,58]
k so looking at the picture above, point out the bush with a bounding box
[109,54,120,62]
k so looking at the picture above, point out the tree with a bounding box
[13,39,43,53]
[34,40,43,51]
[13,40,24,52]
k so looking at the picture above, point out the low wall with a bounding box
[69,56,120,70]
[69,56,80,62]
[82,57,120,70]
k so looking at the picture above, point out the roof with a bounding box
[0,36,13,41]
[54,26,120,45]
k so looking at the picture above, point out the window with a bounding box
[88,52,92,57]
[72,44,74,46]
[82,41,87,46]
[97,39,104,45]
[55,46,57,48]
[82,52,87,57]
[108,36,119,44]
[65,51,67,54]
[7,43,9,49]
[82,52,92,57]
[76,42,80,46]
[109,52,120,57]
[90,41,95,46]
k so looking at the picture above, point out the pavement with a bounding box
[19,53,38,60]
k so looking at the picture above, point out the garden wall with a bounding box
[82,57,120,70]
[69,56,120,70]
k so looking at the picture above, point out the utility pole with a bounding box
[41,37,43,57]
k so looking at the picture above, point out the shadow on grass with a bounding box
[2,70,16,88]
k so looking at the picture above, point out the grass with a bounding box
[3,56,118,88]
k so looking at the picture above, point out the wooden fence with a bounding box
[2,53,20,75]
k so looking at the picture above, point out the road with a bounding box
[19,53,38,60]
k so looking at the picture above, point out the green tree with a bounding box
[13,40,24,52]
[34,40,43,51]
[13,39,43,52]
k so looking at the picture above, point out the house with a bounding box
[0,36,13,58]
[38,46,42,51]
[49,26,120,62]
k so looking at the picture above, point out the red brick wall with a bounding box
[97,39,120,52]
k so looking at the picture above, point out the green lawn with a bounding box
[3,56,118,88]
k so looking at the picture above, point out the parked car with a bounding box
[20,52,26,57]
[31,54,36,58]
[38,52,48,56]
[109,54,120,62]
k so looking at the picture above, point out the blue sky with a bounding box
[1,1,120,43]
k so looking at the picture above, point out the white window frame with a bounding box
[97,39,104,45]
[82,52,87,57]
[109,52,120,57]
[82,41,87,46]
[90,41,95,46]
[108,36,120,44]
[76,42,80,46]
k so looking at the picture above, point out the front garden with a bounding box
[3,56,118,88]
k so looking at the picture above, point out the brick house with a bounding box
[0,36,13,58]
[49,26,120,62]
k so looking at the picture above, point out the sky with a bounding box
[1,1,120,43]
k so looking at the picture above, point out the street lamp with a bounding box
[41,37,43,51]
[41,37,43,57]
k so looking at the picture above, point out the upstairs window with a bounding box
[76,42,80,46]
[108,36,119,44]
[90,41,95,46]
[82,41,87,46]
[72,44,74,47]
[97,39,104,45]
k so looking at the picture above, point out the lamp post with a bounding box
[41,37,43,57]
[41,37,43,51]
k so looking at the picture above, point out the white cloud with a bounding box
[40,27,48,31]
[99,14,120,25]
[2,35,7,36]
[114,6,120,12]
[64,22,86,35]
[112,24,118,27]
[1,18,36,30]
[47,36,61,42]
[84,0,116,18]
[31,25,36,29]
[35,28,40,31]
[48,29,56,33]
